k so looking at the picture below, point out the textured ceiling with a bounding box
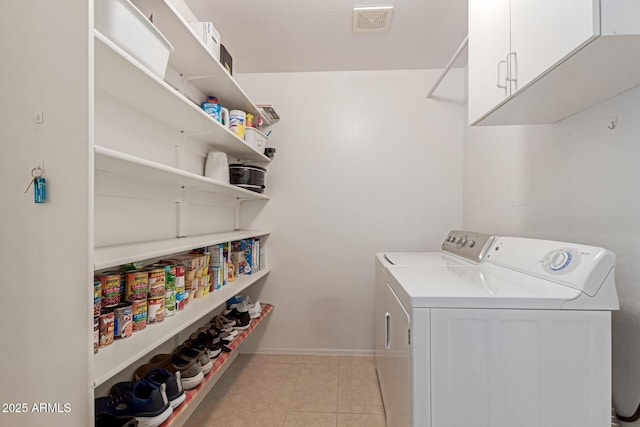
[184,0,468,73]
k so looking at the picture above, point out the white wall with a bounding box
[0,1,92,426]
[463,84,640,421]
[236,69,465,354]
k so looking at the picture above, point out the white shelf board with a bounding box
[94,229,270,270]
[95,145,268,201]
[94,31,269,162]
[132,0,261,116]
[93,268,270,386]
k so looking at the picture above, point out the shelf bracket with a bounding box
[234,198,242,231]
[176,187,187,238]
[176,131,212,169]
[178,74,212,97]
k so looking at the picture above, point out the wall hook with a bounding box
[608,117,618,130]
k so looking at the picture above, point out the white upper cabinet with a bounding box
[469,0,640,125]
[467,0,511,124]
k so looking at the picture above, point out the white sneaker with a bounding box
[227,298,261,319]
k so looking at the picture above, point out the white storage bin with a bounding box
[244,127,267,152]
[95,0,174,79]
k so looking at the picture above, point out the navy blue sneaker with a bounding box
[95,381,172,427]
[111,368,185,410]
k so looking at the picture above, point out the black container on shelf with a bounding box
[229,164,266,193]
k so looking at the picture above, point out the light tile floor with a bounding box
[184,354,386,427]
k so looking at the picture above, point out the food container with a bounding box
[132,300,147,332]
[148,297,165,323]
[98,273,122,308]
[229,164,266,193]
[95,0,174,79]
[99,308,115,347]
[113,302,133,339]
[244,127,267,152]
[125,270,148,302]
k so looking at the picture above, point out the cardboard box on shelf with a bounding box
[189,21,220,60]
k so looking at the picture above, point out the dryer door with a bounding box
[384,282,411,427]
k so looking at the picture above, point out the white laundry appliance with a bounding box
[375,232,620,427]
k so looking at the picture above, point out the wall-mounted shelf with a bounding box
[94,228,269,270]
[132,0,261,117]
[94,31,269,162]
[93,270,271,387]
[95,145,268,202]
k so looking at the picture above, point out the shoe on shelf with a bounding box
[177,344,213,376]
[136,353,203,391]
[224,308,251,330]
[95,381,172,427]
[111,368,185,410]
[211,316,239,340]
[227,297,262,319]
[186,330,222,359]
[95,413,138,427]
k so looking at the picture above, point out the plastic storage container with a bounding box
[244,127,267,152]
[95,0,174,79]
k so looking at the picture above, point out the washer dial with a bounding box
[541,248,581,275]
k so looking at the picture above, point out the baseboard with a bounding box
[240,347,375,357]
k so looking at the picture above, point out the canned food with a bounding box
[125,270,148,302]
[148,296,165,323]
[93,316,99,354]
[174,255,198,270]
[185,268,196,282]
[99,308,115,347]
[176,291,187,310]
[132,300,147,332]
[147,268,165,297]
[114,302,133,339]
[98,273,122,308]
[202,274,210,295]
[175,265,185,292]
[163,264,176,291]
[164,290,176,317]
[93,280,101,316]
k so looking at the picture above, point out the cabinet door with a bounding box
[468,0,511,124]
[510,0,599,92]
[383,282,411,427]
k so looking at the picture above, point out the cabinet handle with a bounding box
[497,59,507,90]
[385,312,391,350]
[506,51,517,90]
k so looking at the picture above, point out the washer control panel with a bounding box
[441,230,496,263]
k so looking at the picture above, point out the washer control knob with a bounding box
[459,238,467,246]
[549,251,570,271]
[455,237,462,244]
[468,240,476,248]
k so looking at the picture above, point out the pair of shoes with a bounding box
[176,344,213,376]
[211,315,241,338]
[227,297,262,319]
[95,413,138,427]
[185,327,231,359]
[95,380,172,427]
[111,368,185,410]
[135,352,204,391]
[223,308,251,330]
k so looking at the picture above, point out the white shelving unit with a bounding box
[94,31,269,162]
[91,1,278,422]
[94,269,270,386]
[95,229,270,271]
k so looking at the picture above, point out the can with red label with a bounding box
[125,270,148,302]
[93,280,101,316]
[114,302,133,338]
[146,268,165,297]
[132,300,147,332]
[148,296,165,323]
[99,308,115,347]
[98,273,121,308]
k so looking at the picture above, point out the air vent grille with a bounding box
[352,6,393,32]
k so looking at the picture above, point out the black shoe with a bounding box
[224,308,251,330]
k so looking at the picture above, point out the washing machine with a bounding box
[375,230,496,426]
[375,234,619,427]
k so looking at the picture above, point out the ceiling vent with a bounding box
[352,6,393,33]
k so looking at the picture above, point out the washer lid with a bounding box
[382,252,474,267]
[387,264,581,309]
